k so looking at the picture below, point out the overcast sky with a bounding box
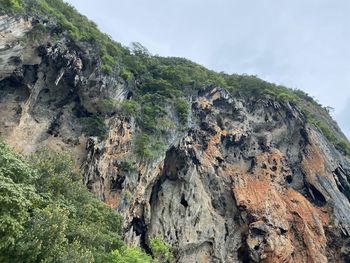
[66,0,349,138]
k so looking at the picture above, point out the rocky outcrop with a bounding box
[0,15,127,160]
[2,13,350,263]
[81,86,350,262]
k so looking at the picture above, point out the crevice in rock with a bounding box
[131,216,151,254]
[110,175,125,191]
[250,227,266,237]
[180,194,188,208]
[73,97,90,118]
[237,233,250,263]
[224,223,229,242]
[333,166,350,201]
[286,175,293,184]
[299,128,310,146]
[200,122,217,136]
[306,183,327,206]
[247,157,257,174]
[47,111,63,136]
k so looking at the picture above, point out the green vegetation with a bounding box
[80,114,107,140]
[119,160,137,173]
[150,236,174,263]
[134,133,167,159]
[176,99,189,125]
[26,23,47,43]
[0,142,170,263]
[109,246,153,263]
[0,143,123,262]
[0,0,24,12]
[307,114,350,155]
[1,0,349,261]
[119,100,138,118]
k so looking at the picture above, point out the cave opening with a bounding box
[131,216,151,254]
[286,175,293,184]
[180,194,189,208]
[110,175,125,191]
[307,184,326,206]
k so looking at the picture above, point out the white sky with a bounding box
[66,0,350,138]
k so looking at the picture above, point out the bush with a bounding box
[80,114,107,140]
[0,0,24,12]
[109,246,152,263]
[119,99,138,117]
[150,236,173,263]
[134,134,153,158]
[134,134,166,159]
[102,64,113,74]
[120,67,133,81]
[119,160,137,173]
[27,23,47,43]
[175,99,188,125]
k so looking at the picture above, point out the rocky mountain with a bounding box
[1,1,350,262]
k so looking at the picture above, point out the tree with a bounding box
[0,145,123,262]
[130,42,151,57]
[0,142,38,257]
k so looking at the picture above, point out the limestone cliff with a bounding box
[1,9,350,263]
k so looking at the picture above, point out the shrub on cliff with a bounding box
[150,236,174,263]
[80,114,108,140]
[0,0,23,12]
[109,246,153,263]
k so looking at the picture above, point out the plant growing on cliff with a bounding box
[109,246,153,263]
[80,114,108,140]
[119,99,138,118]
[150,236,174,263]
[134,133,166,159]
[27,23,47,43]
[175,99,189,125]
[305,113,350,155]
[0,0,23,12]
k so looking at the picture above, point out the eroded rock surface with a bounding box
[82,86,350,262]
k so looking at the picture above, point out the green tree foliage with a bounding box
[109,246,153,263]
[150,236,173,263]
[175,99,189,125]
[0,143,37,254]
[0,142,171,262]
[80,114,108,140]
[0,143,123,263]
[0,0,24,12]
[134,134,166,159]
[119,100,138,118]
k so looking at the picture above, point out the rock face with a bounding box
[0,15,127,159]
[75,85,350,262]
[2,14,350,263]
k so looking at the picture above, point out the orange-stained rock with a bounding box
[231,150,329,263]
